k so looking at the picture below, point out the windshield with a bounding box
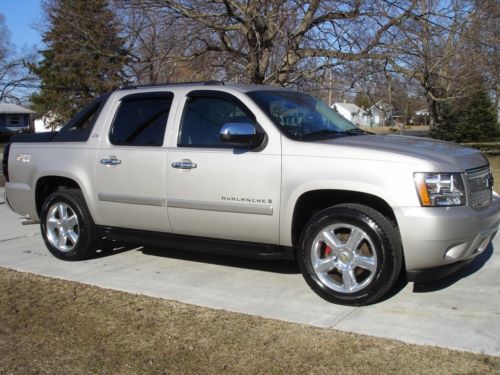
[248,90,366,140]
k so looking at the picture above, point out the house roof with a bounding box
[369,100,392,111]
[0,103,35,114]
[333,102,366,115]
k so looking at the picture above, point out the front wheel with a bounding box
[298,204,403,306]
[40,189,98,261]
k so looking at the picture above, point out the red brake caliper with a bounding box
[324,244,333,258]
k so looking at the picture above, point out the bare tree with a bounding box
[113,0,221,84]
[126,0,416,86]
[467,0,499,110]
[0,14,37,104]
[112,0,496,132]
[377,0,492,126]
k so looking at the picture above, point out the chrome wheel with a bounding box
[46,202,80,252]
[310,223,377,294]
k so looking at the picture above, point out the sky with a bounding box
[0,0,43,51]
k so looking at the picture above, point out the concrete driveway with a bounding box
[0,188,499,356]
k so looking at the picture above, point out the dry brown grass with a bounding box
[489,156,500,189]
[370,125,430,135]
[0,267,498,374]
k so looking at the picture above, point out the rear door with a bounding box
[166,90,281,245]
[94,92,174,232]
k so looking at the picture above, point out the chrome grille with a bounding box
[466,166,493,208]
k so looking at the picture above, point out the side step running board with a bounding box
[98,226,295,261]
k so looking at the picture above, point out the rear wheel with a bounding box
[40,189,98,260]
[298,204,402,306]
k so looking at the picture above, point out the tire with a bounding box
[40,189,98,261]
[298,204,403,306]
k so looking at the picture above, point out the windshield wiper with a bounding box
[299,129,344,140]
[342,128,374,135]
[299,128,374,141]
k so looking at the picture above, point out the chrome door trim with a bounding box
[167,198,273,216]
[98,193,167,207]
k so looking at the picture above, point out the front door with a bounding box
[166,92,281,244]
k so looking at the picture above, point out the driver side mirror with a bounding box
[220,122,264,147]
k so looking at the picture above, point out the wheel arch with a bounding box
[290,189,398,248]
[35,175,85,218]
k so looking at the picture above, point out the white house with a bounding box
[368,101,392,127]
[332,102,370,127]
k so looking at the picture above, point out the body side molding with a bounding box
[98,193,167,207]
[167,198,273,215]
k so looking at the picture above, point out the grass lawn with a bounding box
[371,125,430,136]
[0,267,498,374]
[490,156,500,189]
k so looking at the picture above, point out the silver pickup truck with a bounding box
[3,82,499,305]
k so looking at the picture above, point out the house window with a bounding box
[7,115,21,127]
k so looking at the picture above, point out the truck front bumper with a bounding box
[396,192,500,281]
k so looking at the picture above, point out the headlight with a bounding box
[414,173,466,206]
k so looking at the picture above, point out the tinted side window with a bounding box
[52,94,109,142]
[110,94,172,146]
[178,96,254,147]
[68,102,100,131]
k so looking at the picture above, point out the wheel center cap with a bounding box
[339,251,352,264]
[62,221,70,231]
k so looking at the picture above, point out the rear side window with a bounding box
[110,93,173,146]
[52,94,109,142]
[66,102,100,131]
[178,96,255,147]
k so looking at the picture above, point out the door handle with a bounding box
[171,159,197,169]
[100,156,122,166]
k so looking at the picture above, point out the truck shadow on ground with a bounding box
[412,243,494,293]
[141,247,300,275]
[93,240,495,293]
[95,239,300,275]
